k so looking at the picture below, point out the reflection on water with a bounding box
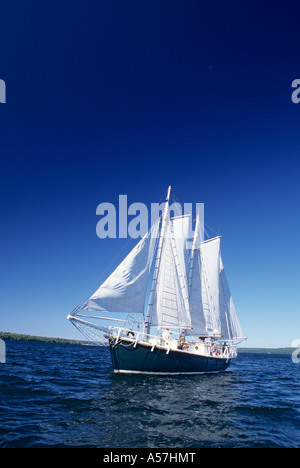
[69,352,300,448]
[97,370,242,448]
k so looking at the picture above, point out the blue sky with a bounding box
[0,0,300,347]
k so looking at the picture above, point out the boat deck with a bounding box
[110,330,237,360]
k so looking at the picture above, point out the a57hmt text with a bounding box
[103,452,197,465]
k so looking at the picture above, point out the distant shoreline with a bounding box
[0,331,296,354]
[238,347,295,355]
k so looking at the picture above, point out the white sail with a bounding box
[150,220,191,329]
[219,256,244,340]
[200,237,222,334]
[199,237,244,340]
[81,219,159,314]
[188,248,207,335]
[187,213,209,336]
[171,214,191,297]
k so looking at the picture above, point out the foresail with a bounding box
[81,219,159,314]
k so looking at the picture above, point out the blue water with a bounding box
[0,340,299,448]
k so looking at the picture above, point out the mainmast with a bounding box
[144,185,171,336]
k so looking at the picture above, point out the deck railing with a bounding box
[109,326,237,359]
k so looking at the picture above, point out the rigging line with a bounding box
[171,193,200,219]
[171,193,192,215]
[203,223,220,237]
[172,192,221,238]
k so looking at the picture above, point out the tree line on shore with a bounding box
[0,331,84,345]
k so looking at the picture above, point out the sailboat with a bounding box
[68,186,246,375]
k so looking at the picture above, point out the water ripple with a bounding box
[0,341,300,447]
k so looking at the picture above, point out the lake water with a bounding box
[0,340,299,448]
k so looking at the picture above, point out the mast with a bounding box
[144,186,171,336]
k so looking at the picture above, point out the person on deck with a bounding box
[178,335,189,351]
[162,328,172,341]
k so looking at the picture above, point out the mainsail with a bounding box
[149,216,191,329]
[188,234,243,340]
[200,237,223,335]
[188,247,207,336]
[219,256,244,340]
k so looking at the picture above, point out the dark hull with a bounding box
[109,338,235,375]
